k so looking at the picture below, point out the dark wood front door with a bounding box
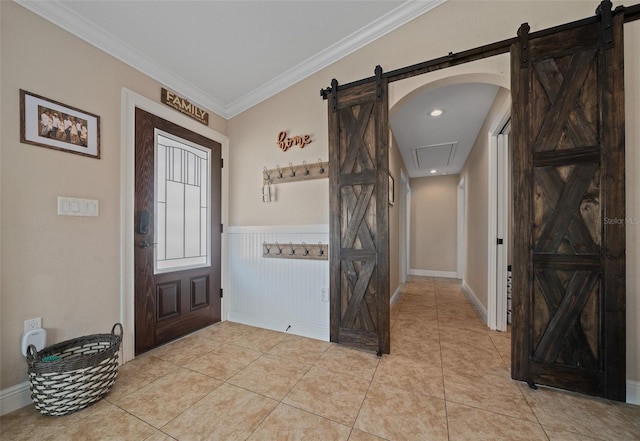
[510,9,626,400]
[134,108,222,355]
[328,69,390,355]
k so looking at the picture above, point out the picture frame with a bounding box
[389,173,395,206]
[20,89,100,159]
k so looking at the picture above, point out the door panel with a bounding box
[328,74,390,355]
[191,276,210,310]
[135,108,221,355]
[511,9,625,400]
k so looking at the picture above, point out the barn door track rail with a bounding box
[320,0,640,98]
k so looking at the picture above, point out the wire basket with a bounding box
[26,323,123,416]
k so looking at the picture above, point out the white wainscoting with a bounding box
[227,225,330,341]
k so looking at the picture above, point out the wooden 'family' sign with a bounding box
[161,88,209,125]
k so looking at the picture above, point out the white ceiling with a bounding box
[18,0,503,177]
[18,0,445,119]
[390,82,500,178]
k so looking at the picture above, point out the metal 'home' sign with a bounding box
[161,88,209,125]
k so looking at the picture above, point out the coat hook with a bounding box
[263,166,271,180]
[318,242,325,256]
[289,162,296,178]
[276,164,283,179]
[262,182,272,203]
[302,242,309,256]
[263,241,271,254]
[318,159,325,174]
[275,241,282,255]
[289,242,296,255]
[302,161,310,176]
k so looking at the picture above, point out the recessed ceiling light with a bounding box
[430,109,443,117]
[430,169,437,174]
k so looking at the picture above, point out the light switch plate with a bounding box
[58,197,99,217]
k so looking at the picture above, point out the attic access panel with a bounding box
[414,142,457,170]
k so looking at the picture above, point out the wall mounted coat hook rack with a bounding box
[262,160,329,185]
[262,242,329,260]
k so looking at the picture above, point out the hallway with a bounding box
[1,277,638,440]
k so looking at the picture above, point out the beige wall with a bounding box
[228,0,604,226]
[459,88,510,309]
[227,76,329,226]
[0,2,227,390]
[409,175,458,273]
[389,135,408,295]
[2,0,639,396]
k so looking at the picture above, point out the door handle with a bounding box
[137,211,150,235]
[138,240,156,249]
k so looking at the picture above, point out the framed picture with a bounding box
[20,89,100,159]
[389,173,395,206]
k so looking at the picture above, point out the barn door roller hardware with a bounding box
[375,65,383,101]
[518,22,530,69]
[597,0,614,48]
[320,79,339,112]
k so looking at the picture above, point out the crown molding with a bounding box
[225,0,447,118]
[16,0,446,120]
[15,0,228,118]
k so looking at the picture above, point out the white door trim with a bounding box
[405,175,411,282]
[495,128,510,331]
[120,88,229,363]
[400,169,410,284]
[457,176,466,280]
[487,97,511,331]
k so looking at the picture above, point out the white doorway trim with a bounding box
[120,88,229,363]
[457,176,466,280]
[400,169,410,283]
[487,97,511,331]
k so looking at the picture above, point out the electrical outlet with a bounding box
[24,317,42,333]
[321,288,329,302]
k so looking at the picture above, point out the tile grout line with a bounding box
[232,338,365,439]
[435,281,453,441]
[348,350,383,440]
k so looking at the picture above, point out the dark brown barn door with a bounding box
[135,108,222,355]
[328,68,390,355]
[510,7,625,400]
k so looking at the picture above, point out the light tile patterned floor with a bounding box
[2,276,639,440]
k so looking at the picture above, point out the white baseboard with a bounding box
[627,380,640,405]
[227,311,329,342]
[0,381,31,416]
[461,280,488,323]
[390,285,402,305]
[409,269,458,278]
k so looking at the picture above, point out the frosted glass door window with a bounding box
[155,130,210,274]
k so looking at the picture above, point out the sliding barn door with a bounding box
[510,6,625,400]
[328,69,390,355]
